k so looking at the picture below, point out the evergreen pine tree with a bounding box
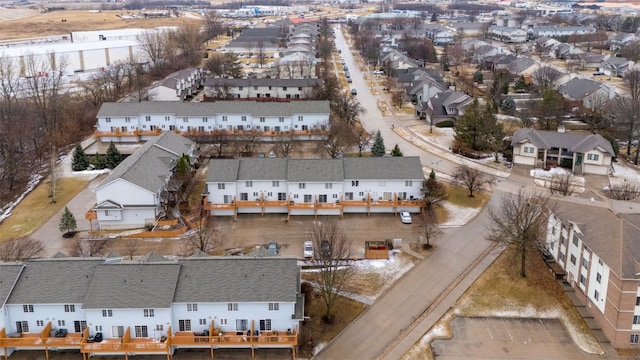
[59,207,77,234]
[429,169,436,180]
[430,12,438,22]
[371,130,386,157]
[105,141,122,169]
[501,96,516,115]
[94,153,106,170]
[472,70,483,84]
[71,144,90,171]
[391,144,403,156]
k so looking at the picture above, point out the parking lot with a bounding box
[214,212,421,259]
[431,317,605,359]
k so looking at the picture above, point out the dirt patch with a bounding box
[0,10,202,40]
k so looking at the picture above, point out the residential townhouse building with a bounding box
[90,131,197,230]
[94,100,330,143]
[203,78,321,100]
[0,256,303,358]
[203,157,425,218]
[599,57,633,78]
[558,77,615,110]
[488,26,527,43]
[148,68,205,101]
[545,202,640,349]
[511,128,614,175]
[424,25,454,45]
[528,25,596,39]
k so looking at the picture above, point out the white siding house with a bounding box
[92,132,196,230]
[0,255,303,357]
[205,157,425,218]
[511,128,614,175]
[94,101,330,143]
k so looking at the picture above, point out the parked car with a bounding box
[399,211,412,224]
[338,49,342,54]
[320,240,331,258]
[372,70,384,75]
[303,241,314,258]
[351,88,357,95]
[593,71,604,76]
[347,77,353,83]
[343,65,348,71]
[267,242,279,254]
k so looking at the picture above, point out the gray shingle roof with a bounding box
[511,128,614,156]
[551,201,640,279]
[206,159,240,183]
[204,78,322,88]
[97,100,330,117]
[343,157,424,180]
[558,78,605,100]
[83,263,181,309]
[0,264,24,308]
[287,159,344,182]
[6,259,101,304]
[98,132,193,193]
[238,158,288,180]
[172,258,299,303]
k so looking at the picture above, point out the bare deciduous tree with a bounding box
[333,92,365,126]
[256,40,266,68]
[70,238,109,257]
[453,164,495,197]
[319,120,354,159]
[180,218,223,256]
[272,132,299,158]
[123,238,140,260]
[0,237,44,261]
[549,173,578,196]
[353,126,373,157]
[414,212,442,250]
[487,189,551,278]
[532,66,563,89]
[604,179,640,200]
[308,220,355,322]
[421,175,448,211]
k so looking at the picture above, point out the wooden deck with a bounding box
[0,324,89,360]
[94,129,326,142]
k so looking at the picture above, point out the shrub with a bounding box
[436,120,454,128]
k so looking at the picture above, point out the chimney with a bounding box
[557,125,565,133]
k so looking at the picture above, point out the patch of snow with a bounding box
[530,167,585,193]
[430,323,448,337]
[440,203,481,227]
[313,342,327,355]
[0,173,43,223]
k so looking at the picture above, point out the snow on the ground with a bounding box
[0,173,42,223]
[609,163,640,188]
[415,126,454,150]
[440,202,481,227]
[529,167,585,193]
[350,250,415,299]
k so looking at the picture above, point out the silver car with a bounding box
[303,241,314,258]
[399,211,412,224]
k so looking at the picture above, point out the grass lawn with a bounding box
[298,291,366,358]
[0,177,92,243]
[444,184,490,208]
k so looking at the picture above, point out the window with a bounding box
[634,316,640,325]
[333,194,338,199]
[125,117,131,123]
[16,321,28,333]
[582,258,589,269]
[259,117,266,123]
[236,319,248,331]
[259,319,272,331]
[559,251,565,262]
[75,321,87,332]
[241,115,247,122]
[246,181,253,187]
[23,305,34,312]
[594,290,599,301]
[570,254,576,265]
[596,273,602,283]
[144,309,154,317]
[203,117,208,123]
[182,117,188,123]
[523,146,534,153]
[279,117,284,122]
[220,319,227,325]
[102,309,113,317]
[298,87,303,91]
[268,303,279,311]
[278,192,286,200]
[587,153,600,161]
[298,116,303,122]
[199,319,207,325]
[164,116,170,122]
[135,325,148,338]
[304,194,313,203]
[572,234,579,246]
[64,304,75,312]
[272,180,280,187]
[240,193,248,201]
[283,86,288,91]
[36,320,44,326]
[254,86,258,90]
[630,334,639,344]
[299,183,306,189]
[405,180,413,187]
[218,183,225,190]
[599,259,603,265]
[58,320,66,327]
[636,297,640,306]
[352,180,359,187]
[145,116,151,122]
[228,303,238,311]
[579,274,586,285]
[187,303,198,312]
[222,116,228,122]
[96,325,102,332]
[178,320,191,332]
[325,183,332,189]
[156,324,164,331]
